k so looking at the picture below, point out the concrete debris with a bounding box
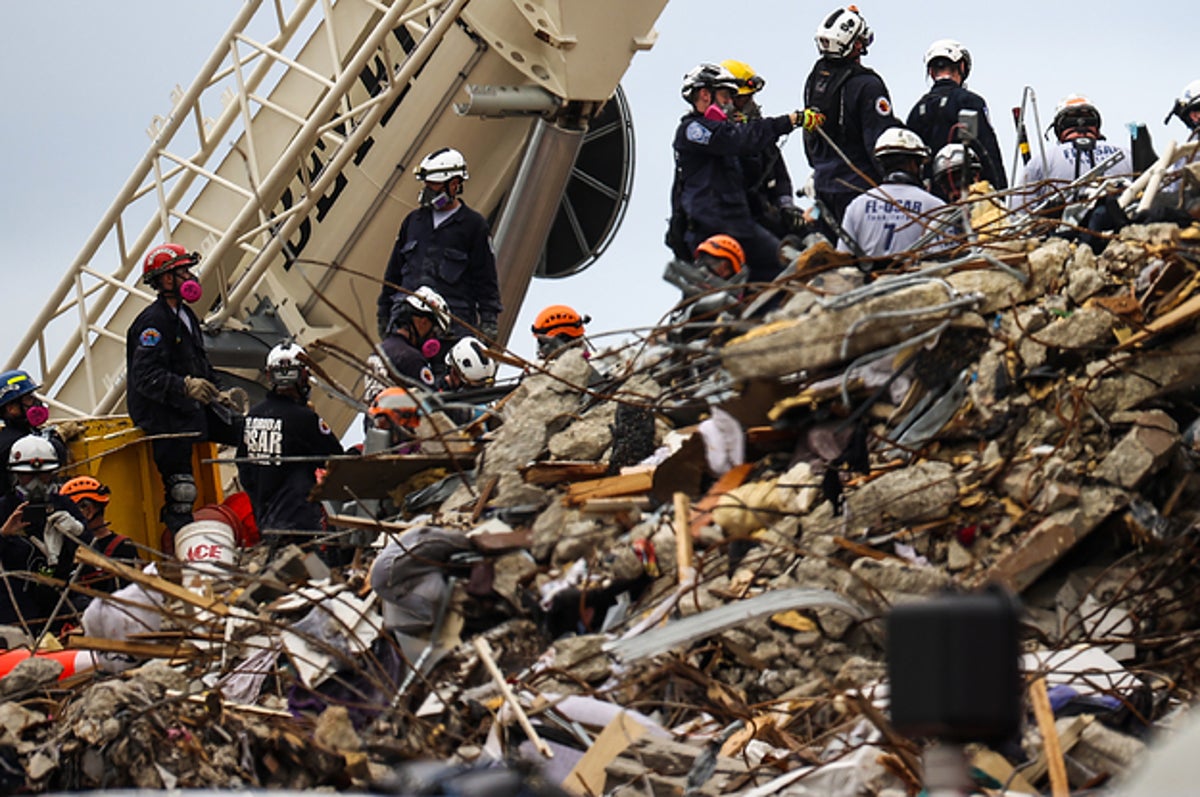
[9,218,1200,793]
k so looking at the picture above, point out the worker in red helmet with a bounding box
[531,304,591,360]
[125,243,242,554]
[60,476,137,592]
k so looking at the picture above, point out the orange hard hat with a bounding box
[368,387,421,429]
[60,476,111,505]
[531,305,589,339]
[693,234,745,275]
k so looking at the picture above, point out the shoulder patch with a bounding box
[685,120,713,145]
[318,419,333,436]
[875,96,892,116]
[420,366,435,386]
[138,328,162,348]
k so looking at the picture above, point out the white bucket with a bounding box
[174,519,235,591]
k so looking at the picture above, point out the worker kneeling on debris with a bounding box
[0,436,89,634]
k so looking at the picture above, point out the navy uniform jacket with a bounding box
[379,334,437,388]
[236,391,343,532]
[672,110,794,237]
[377,203,502,332]
[0,493,89,629]
[803,57,899,201]
[907,78,1008,189]
[125,296,218,437]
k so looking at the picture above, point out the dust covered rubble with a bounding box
[5,225,1200,793]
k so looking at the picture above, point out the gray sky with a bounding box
[0,1,1195,368]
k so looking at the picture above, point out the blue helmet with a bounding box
[0,370,39,409]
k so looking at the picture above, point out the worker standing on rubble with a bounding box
[125,244,242,554]
[1012,95,1132,212]
[838,128,946,259]
[531,304,591,361]
[369,286,452,391]
[1166,80,1200,141]
[60,476,138,593]
[237,343,343,554]
[804,6,899,237]
[670,62,819,283]
[377,148,502,342]
[0,436,89,632]
[720,60,802,239]
[905,40,1007,190]
[0,370,67,494]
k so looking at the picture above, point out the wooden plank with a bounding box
[313,454,464,501]
[67,635,200,660]
[563,711,648,796]
[470,475,499,523]
[521,461,610,486]
[1119,290,1200,349]
[674,492,694,583]
[971,749,1038,796]
[565,469,654,506]
[689,463,753,537]
[1030,677,1070,797]
[75,546,231,617]
[832,536,890,561]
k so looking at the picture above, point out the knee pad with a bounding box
[165,474,197,514]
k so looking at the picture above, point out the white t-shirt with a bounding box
[838,182,947,258]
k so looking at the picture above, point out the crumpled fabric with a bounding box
[698,406,744,476]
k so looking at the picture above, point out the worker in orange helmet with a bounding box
[60,476,138,592]
[531,304,591,360]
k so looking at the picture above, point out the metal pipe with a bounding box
[491,119,586,344]
[454,84,561,117]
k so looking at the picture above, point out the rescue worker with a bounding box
[237,343,343,553]
[720,60,802,238]
[377,148,501,341]
[838,128,946,260]
[0,370,66,494]
[930,143,983,203]
[670,62,819,283]
[366,387,423,452]
[371,286,452,391]
[0,436,89,633]
[1165,79,1200,140]
[531,304,590,360]
[442,337,498,391]
[60,476,137,593]
[804,6,899,233]
[1012,94,1133,213]
[906,39,1007,190]
[125,243,241,553]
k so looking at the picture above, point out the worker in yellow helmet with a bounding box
[720,59,803,239]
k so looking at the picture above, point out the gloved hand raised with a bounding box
[184,376,220,405]
[791,108,826,132]
[43,510,83,566]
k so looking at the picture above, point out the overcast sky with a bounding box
[0,1,1195,370]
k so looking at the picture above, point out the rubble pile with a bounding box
[6,222,1200,794]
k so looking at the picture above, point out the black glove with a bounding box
[377,313,390,340]
[780,205,807,234]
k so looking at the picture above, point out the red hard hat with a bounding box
[142,243,199,285]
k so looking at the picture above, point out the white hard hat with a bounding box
[923,39,971,80]
[266,342,308,388]
[1168,79,1200,128]
[447,337,497,385]
[406,286,451,333]
[8,435,58,472]
[931,143,981,182]
[414,148,468,183]
[680,63,741,103]
[874,127,931,159]
[1052,94,1102,139]
[814,7,873,58]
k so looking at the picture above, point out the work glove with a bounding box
[43,510,82,565]
[54,419,87,442]
[217,387,249,414]
[478,315,499,341]
[794,108,826,132]
[184,376,220,405]
[780,204,807,234]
